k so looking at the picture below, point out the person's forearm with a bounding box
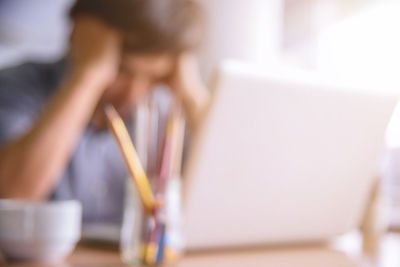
[180,85,210,129]
[0,70,105,200]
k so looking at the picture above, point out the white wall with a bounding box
[317,2,400,93]
[197,0,284,82]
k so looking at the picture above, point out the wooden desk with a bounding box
[3,232,400,267]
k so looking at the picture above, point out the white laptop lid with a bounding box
[183,61,398,250]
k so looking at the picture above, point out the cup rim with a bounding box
[0,199,81,211]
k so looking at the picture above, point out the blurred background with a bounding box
[1,0,400,228]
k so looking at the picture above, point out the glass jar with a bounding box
[120,175,184,266]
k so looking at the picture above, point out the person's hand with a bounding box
[167,53,210,125]
[167,53,205,100]
[69,16,121,88]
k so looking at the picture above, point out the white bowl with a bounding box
[0,200,82,263]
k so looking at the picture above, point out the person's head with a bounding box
[69,0,205,122]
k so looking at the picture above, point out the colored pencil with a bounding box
[104,105,156,215]
[157,106,184,197]
[156,223,167,263]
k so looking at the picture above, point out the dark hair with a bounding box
[70,0,205,54]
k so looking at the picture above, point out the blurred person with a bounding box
[0,0,209,223]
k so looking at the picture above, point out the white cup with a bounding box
[0,199,82,263]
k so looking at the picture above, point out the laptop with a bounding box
[182,60,399,250]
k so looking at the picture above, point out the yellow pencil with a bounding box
[104,105,156,215]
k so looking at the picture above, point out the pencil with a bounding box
[156,223,166,264]
[172,106,185,176]
[157,105,184,197]
[145,217,161,264]
[157,116,175,197]
[104,105,156,215]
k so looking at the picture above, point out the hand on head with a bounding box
[166,53,206,102]
[70,16,121,87]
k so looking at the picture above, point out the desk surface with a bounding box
[3,232,400,267]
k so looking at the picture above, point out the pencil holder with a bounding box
[120,175,184,266]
